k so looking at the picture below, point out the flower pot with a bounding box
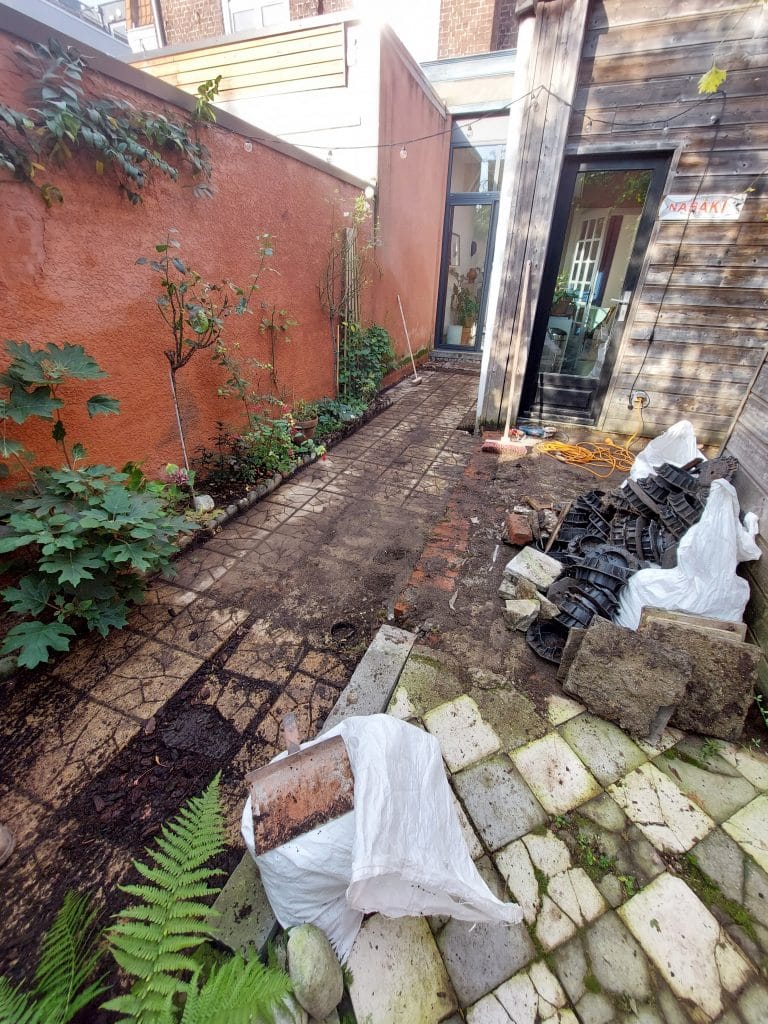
[295,416,318,440]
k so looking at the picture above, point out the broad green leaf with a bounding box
[4,385,61,423]
[0,437,28,458]
[86,394,120,417]
[698,65,727,94]
[0,619,75,668]
[2,574,54,616]
[39,549,103,586]
[101,486,134,515]
[71,442,87,461]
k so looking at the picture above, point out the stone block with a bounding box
[498,576,539,602]
[639,620,761,741]
[556,629,586,682]
[208,854,277,957]
[639,606,748,640]
[452,755,547,851]
[503,599,540,632]
[503,548,563,591]
[287,924,343,1020]
[424,695,501,772]
[437,917,536,1007]
[563,617,690,739]
[505,511,534,546]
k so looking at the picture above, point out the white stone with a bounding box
[619,874,753,1020]
[386,684,418,721]
[504,549,563,591]
[559,713,647,787]
[547,868,606,928]
[466,994,512,1024]
[536,895,578,951]
[609,762,715,854]
[424,695,502,772]
[512,734,601,816]
[546,695,585,727]
[635,727,683,757]
[499,576,539,602]
[495,971,538,1023]
[522,832,572,878]
[504,599,540,632]
[529,961,567,1011]
[193,493,215,512]
[347,914,457,1024]
[287,924,343,1020]
[718,743,768,791]
[495,841,540,924]
[723,794,768,873]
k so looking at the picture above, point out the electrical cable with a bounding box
[534,404,645,479]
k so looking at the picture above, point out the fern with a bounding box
[179,955,292,1024]
[0,891,105,1024]
[103,774,227,1024]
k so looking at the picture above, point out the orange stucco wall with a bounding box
[373,33,450,359]
[0,30,364,480]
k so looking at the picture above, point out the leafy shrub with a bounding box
[0,466,189,668]
[314,397,366,440]
[338,323,394,404]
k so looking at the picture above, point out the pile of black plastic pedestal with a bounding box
[525,455,739,665]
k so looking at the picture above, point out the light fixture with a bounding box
[400,145,408,160]
[244,140,253,152]
[327,150,333,162]
[364,185,375,199]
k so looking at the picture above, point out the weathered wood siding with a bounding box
[571,0,768,444]
[724,356,768,682]
[133,22,346,99]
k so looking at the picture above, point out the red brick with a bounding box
[505,511,533,547]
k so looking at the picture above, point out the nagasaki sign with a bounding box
[659,193,747,221]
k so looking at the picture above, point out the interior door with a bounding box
[520,155,668,422]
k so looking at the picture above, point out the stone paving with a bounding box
[344,644,768,1023]
[0,368,478,972]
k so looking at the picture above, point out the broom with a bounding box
[397,294,422,385]
[482,260,531,453]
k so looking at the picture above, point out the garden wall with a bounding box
[0,21,368,480]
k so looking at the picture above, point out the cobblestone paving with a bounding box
[0,369,477,972]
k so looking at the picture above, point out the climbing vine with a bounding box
[0,38,217,205]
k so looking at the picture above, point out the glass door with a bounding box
[438,198,498,351]
[520,156,668,421]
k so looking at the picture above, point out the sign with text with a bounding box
[659,193,747,221]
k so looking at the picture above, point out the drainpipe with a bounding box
[474,10,535,433]
[149,0,167,47]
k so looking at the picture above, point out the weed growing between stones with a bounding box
[679,853,759,943]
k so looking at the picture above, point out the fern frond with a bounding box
[33,891,105,1024]
[178,956,292,1024]
[0,976,39,1024]
[105,774,226,1024]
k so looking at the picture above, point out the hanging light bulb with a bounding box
[465,123,474,138]
[327,149,333,162]
[400,145,408,160]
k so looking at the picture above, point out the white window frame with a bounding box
[221,0,290,34]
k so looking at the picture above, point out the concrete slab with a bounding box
[452,755,547,852]
[653,746,757,823]
[209,854,277,957]
[424,695,502,772]
[437,916,536,1007]
[723,794,768,874]
[511,733,601,816]
[559,713,647,787]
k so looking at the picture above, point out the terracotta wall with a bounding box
[0,29,364,480]
[373,31,450,358]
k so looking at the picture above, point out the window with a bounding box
[222,0,289,33]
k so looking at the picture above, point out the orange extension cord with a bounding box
[534,408,644,479]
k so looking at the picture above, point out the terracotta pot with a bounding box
[295,416,318,440]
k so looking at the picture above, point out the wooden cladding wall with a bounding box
[133,23,346,100]
[571,0,768,445]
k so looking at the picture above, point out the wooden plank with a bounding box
[614,376,746,400]
[674,150,768,177]
[177,58,346,92]
[163,42,344,86]
[622,340,764,366]
[650,245,768,270]
[570,96,767,136]
[644,266,768,290]
[574,68,768,115]
[635,285,768,311]
[738,392,768,445]
[727,421,768,493]
[581,7,761,60]
[217,72,347,99]
[654,221,768,245]
[741,534,768,593]
[628,323,768,348]
[615,360,756,383]
[612,388,741,418]
[588,0,752,32]
[751,362,768,403]
[581,39,768,87]
[632,304,768,331]
[729,462,768,528]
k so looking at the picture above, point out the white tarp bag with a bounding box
[629,419,704,480]
[615,479,761,629]
[241,714,523,960]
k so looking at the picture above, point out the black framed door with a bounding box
[520,154,669,422]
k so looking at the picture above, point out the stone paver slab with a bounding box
[559,713,647,787]
[424,694,501,771]
[470,680,549,751]
[209,855,276,957]
[654,746,757,823]
[609,762,715,854]
[546,694,585,727]
[511,733,601,816]
[723,794,768,874]
[717,742,768,791]
[619,873,753,1020]
[437,917,536,1008]
[347,914,457,1024]
[452,755,547,852]
[224,621,304,681]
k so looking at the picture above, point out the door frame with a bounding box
[519,152,670,420]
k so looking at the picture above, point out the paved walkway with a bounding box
[0,368,477,973]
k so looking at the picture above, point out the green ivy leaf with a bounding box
[698,65,727,95]
[0,619,75,668]
[2,574,55,616]
[86,394,120,417]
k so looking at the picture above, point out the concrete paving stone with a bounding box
[739,983,768,1024]
[573,792,667,888]
[386,684,419,720]
[347,915,457,1024]
[609,762,715,854]
[452,755,547,852]
[717,742,768,791]
[511,733,602,816]
[559,713,647,787]
[744,856,768,931]
[535,895,579,951]
[390,646,467,717]
[53,622,148,690]
[523,831,572,878]
[689,829,747,904]
[466,994,511,1024]
[494,962,575,1024]
[618,873,754,1020]
[572,991,614,1024]
[636,727,684,757]
[469,679,549,752]
[653,747,758,823]
[89,639,202,718]
[546,694,586,727]
[495,839,541,925]
[203,525,271,558]
[452,790,484,860]
[200,672,275,733]
[163,547,236,591]
[209,854,276,957]
[437,916,536,1008]
[150,598,250,659]
[224,621,304,681]
[585,911,653,1001]
[546,868,606,930]
[322,625,416,730]
[723,794,768,874]
[424,695,502,772]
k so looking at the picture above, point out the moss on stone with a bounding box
[584,973,602,994]
[682,853,758,942]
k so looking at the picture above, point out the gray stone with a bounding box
[654,748,757,823]
[437,917,536,1007]
[575,991,615,1024]
[584,912,652,999]
[193,493,215,512]
[639,606,747,640]
[537,593,561,621]
[322,625,416,731]
[452,755,547,851]
[638,621,762,741]
[559,713,647,786]
[503,599,540,631]
[503,548,563,591]
[740,983,768,1024]
[563,617,691,738]
[723,793,768,874]
[499,576,539,602]
[287,924,343,1021]
[208,855,276,957]
[273,995,309,1024]
[310,1012,339,1024]
[689,830,746,904]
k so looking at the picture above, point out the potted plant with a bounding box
[450,281,480,346]
[292,399,319,439]
[551,273,577,316]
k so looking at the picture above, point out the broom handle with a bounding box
[397,294,419,379]
[502,260,532,441]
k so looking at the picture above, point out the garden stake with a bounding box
[397,294,422,385]
[482,260,531,454]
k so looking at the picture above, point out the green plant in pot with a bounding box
[291,399,319,440]
[551,272,577,316]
